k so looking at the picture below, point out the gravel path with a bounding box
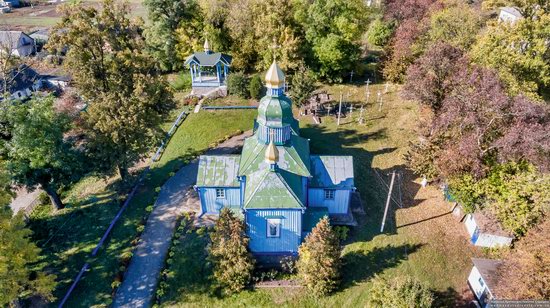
[113,130,252,308]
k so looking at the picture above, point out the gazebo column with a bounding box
[216,64,221,85]
[190,66,195,84]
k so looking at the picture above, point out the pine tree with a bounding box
[288,63,316,108]
[209,208,255,294]
[297,216,341,296]
[0,205,56,305]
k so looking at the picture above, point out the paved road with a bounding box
[9,187,41,216]
[113,130,252,308]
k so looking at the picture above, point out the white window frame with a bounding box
[324,189,335,200]
[266,219,281,238]
[215,188,226,199]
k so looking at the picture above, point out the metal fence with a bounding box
[202,105,257,110]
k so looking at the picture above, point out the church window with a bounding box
[324,189,335,200]
[267,219,281,237]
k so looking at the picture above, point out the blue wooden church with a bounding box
[195,61,355,257]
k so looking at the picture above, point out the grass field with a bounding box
[28,107,256,307]
[157,83,481,307]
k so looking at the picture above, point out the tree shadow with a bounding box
[433,287,472,307]
[340,243,423,290]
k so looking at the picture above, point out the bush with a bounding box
[248,74,263,99]
[288,63,316,107]
[227,72,249,98]
[366,19,394,47]
[333,226,349,241]
[368,275,434,308]
[171,73,192,91]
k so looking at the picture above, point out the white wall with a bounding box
[468,266,486,300]
[475,234,513,248]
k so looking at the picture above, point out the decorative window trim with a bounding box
[215,188,226,199]
[266,218,281,238]
[324,189,335,200]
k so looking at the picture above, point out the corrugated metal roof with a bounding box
[0,31,31,49]
[309,155,354,188]
[184,51,232,66]
[238,134,310,177]
[196,155,240,187]
[472,258,503,289]
[244,168,304,209]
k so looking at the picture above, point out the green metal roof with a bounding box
[309,155,354,189]
[256,95,294,128]
[303,207,329,232]
[196,155,240,187]
[238,134,311,177]
[243,168,305,209]
[184,51,232,66]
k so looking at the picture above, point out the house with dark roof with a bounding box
[184,39,232,90]
[0,31,35,57]
[195,61,355,257]
[468,258,503,307]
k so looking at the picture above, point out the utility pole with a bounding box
[380,170,396,233]
[337,92,343,126]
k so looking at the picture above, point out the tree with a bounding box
[470,10,550,99]
[288,63,316,108]
[248,74,263,100]
[5,96,83,210]
[426,1,481,50]
[402,42,464,111]
[144,0,202,71]
[48,0,174,180]
[225,0,260,71]
[227,72,249,98]
[366,18,394,47]
[297,216,341,296]
[496,218,550,300]
[0,205,56,305]
[208,208,255,294]
[294,0,369,81]
[368,275,434,308]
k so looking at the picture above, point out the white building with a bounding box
[498,7,523,24]
[468,258,502,307]
[0,31,36,57]
[464,211,513,248]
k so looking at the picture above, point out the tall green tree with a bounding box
[5,96,83,210]
[297,216,341,296]
[48,0,174,180]
[427,1,482,50]
[288,63,316,108]
[0,205,56,306]
[144,0,201,71]
[209,208,255,294]
[294,0,370,81]
[470,8,550,99]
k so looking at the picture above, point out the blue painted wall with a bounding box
[307,188,350,214]
[199,187,241,214]
[246,209,302,254]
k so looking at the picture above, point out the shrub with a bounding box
[366,19,394,47]
[368,275,434,308]
[248,74,263,99]
[333,226,349,241]
[227,72,249,98]
[297,216,341,296]
[171,73,192,91]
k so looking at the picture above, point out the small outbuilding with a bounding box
[468,258,502,308]
[464,210,513,248]
[0,31,35,57]
[184,39,232,89]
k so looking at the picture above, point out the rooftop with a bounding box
[309,155,354,189]
[196,155,240,187]
[472,258,503,290]
[473,210,513,237]
[184,51,232,67]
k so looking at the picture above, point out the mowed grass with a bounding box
[29,107,256,307]
[158,83,480,307]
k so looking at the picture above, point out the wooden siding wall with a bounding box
[246,209,302,253]
[199,187,241,214]
[256,124,291,144]
[308,188,350,214]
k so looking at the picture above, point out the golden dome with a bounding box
[264,136,279,164]
[265,60,285,88]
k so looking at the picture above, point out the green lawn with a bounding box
[157,83,479,307]
[29,108,256,307]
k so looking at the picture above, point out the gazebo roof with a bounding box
[184,51,232,67]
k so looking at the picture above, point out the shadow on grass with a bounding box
[340,243,423,290]
[433,287,471,307]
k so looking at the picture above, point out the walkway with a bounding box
[113,130,252,308]
[9,187,41,217]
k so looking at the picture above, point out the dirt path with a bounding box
[112,130,252,308]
